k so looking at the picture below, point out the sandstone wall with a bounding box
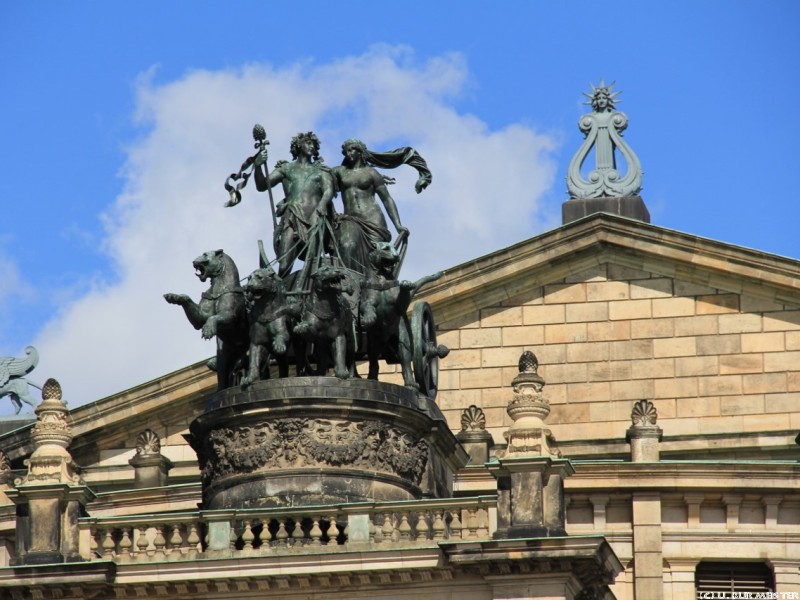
[393,263,800,447]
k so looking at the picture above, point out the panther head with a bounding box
[192,250,226,282]
[312,265,350,292]
[368,242,400,276]
[245,267,281,300]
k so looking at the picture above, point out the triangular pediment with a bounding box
[417,213,800,327]
[3,213,800,466]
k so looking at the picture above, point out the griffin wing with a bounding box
[0,346,39,386]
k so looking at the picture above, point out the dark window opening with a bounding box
[695,561,774,594]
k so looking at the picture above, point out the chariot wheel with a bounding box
[411,301,449,401]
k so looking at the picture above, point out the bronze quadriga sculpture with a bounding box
[169,127,465,508]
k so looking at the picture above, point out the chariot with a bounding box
[254,225,448,401]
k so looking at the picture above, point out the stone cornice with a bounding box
[555,429,800,460]
[0,537,624,598]
[416,213,800,325]
[566,460,800,491]
[442,535,622,591]
[86,483,202,518]
[0,568,459,599]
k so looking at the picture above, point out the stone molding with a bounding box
[0,536,621,599]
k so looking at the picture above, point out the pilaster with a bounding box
[632,491,663,600]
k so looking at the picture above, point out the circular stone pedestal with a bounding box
[188,377,466,509]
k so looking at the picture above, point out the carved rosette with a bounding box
[16,378,82,486]
[198,417,428,488]
[503,351,559,457]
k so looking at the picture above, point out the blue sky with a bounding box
[1,1,798,410]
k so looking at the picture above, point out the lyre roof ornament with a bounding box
[566,80,643,199]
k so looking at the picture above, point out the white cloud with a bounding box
[0,251,36,357]
[30,47,559,407]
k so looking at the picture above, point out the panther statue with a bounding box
[164,250,249,390]
[293,265,355,379]
[241,266,296,385]
[360,242,441,388]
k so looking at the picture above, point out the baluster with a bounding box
[89,527,99,559]
[102,527,116,558]
[136,525,149,557]
[467,508,479,539]
[229,520,238,551]
[119,528,133,558]
[169,524,183,556]
[275,518,289,547]
[415,511,430,544]
[432,510,446,541]
[382,512,395,544]
[448,508,463,540]
[398,512,412,543]
[242,520,255,550]
[258,520,271,547]
[328,514,341,545]
[309,516,323,545]
[372,513,383,544]
[187,523,201,554]
[153,525,167,557]
[288,517,300,546]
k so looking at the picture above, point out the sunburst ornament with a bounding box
[583,79,622,112]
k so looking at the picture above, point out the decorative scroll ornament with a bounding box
[567,80,642,199]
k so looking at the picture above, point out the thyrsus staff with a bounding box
[224,123,279,230]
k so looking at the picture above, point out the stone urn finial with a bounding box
[503,351,559,457]
[16,378,81,486]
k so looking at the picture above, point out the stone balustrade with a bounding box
[78,496,496,562]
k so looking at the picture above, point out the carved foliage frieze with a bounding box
[199,418,428,486]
